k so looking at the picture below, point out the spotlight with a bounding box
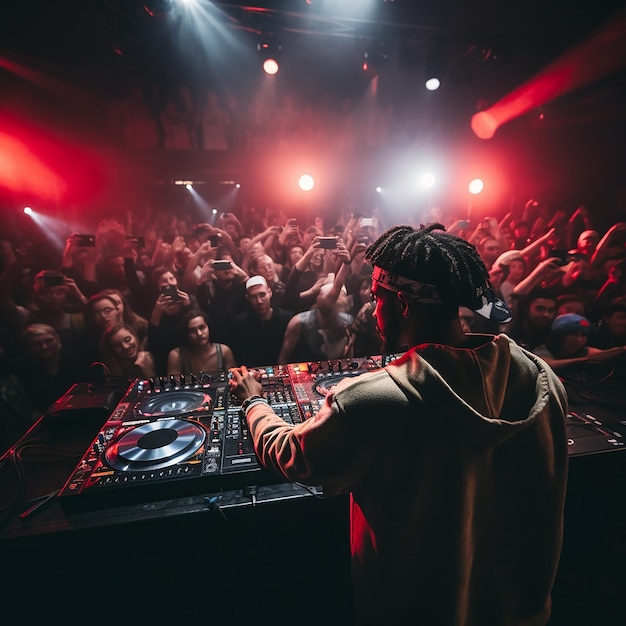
[468,178,484,195]
[424,43,446,91]
[420,172,436,188]
[299,174,315,191]
[24,206,33,215]
[362,40,390,77]
[258,35,282,75]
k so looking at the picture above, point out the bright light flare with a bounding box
[0,131,66,199]
[23,206,33,215]
[471,11,626,138]
[468,179,484,195]
[425,78,440,91]
[298,174,315,191]
[263,58,279,75]
[420,172,436,188]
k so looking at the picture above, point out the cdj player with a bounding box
[59,355,401,509]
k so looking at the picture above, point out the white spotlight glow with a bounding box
[263,58,279,75]
[421,172,436,188]
[298,174,315,191]
[468,178,484,195]
[235,183,241,189]
[186,183,193,190]
[375,186,382,193]
[425,78,441,91]
[212,208,218,215]
[23,206,33,215]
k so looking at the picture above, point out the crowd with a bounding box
[1,198,626,449]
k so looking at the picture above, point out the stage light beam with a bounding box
[471,9,626,139]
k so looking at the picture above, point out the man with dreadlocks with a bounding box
[229,223,568,626]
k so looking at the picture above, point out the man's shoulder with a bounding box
[333,368,403,407]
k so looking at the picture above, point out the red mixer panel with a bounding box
[58,356,402,509]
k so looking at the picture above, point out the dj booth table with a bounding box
[1,362,625,624]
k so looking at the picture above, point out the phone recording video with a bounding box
[360,217,374,227]
[208,234,220,247]
[213,259,233,271]
[549,249,570,266]
[43,274,65,287]
[319,237,338,249]
[75,234,96,247]
[160,284,181,301]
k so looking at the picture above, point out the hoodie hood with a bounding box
[385,333,566,448]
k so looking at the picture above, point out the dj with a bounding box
[229,223,569,625]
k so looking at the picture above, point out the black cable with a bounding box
[0,444,26,527]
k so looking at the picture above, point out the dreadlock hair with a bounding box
[365,223,490,320]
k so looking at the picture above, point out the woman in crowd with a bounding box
[147,265,198,375]
[98,322,156,380]
[99,288,149,344]
[283,236,332,313]
[85,289,149,360]
[166,309,236,375]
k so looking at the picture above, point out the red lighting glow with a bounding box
[471,11,626,139]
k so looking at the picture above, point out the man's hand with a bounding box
[228,366,263,402]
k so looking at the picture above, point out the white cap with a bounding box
[245,275,268,291]
[491,250,524,272]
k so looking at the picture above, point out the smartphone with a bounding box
[208,234,220,247]
[213,259,233,271]
[319,237,338,249]
[361,217,374,227]
[125,235,145,248]
[43,274,65,287]
[549,249,569,266]
[160,284,181,301]
[75,234,96,247]
[357,236,370,245]
[458,220,470,229]
[287,218,297,227]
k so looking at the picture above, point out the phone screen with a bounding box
[76,234,96,247]
[44,275,65,287]
[213,260,233,270]
[160,284,180,300]
[319,237,338,249]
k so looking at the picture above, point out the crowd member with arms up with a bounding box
[229,223,568,626]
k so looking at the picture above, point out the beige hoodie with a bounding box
[246,333,569,625]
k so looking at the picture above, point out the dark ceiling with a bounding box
[3,0,624,89]
[1,0,625,219]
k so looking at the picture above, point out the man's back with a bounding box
[230,223,569,626]
[332,335,568,625]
